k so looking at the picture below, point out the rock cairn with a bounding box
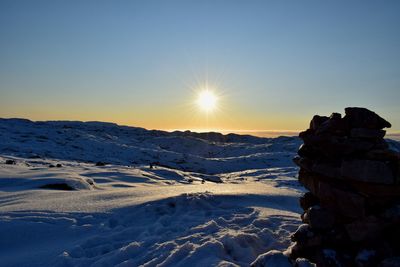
[289,107,400,266]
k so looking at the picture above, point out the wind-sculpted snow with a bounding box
[0,118,310,266]
[0,186,301,267]
[0,155,302,266]
[55,193,300,267]
[0,118,301,174]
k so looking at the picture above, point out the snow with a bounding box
[0,118,300,175]
[0,119,325,266]
[250,250,292,267]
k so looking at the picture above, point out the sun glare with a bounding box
[197,90,217,112]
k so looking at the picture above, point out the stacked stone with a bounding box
[290,107,400,267]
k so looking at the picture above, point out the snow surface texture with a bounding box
[2,119,396,266]
[0,119,299,175]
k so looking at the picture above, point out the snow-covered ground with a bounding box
[0,119,306,266]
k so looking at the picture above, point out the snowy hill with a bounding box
[0,118,300,175]
[0,118,305,267]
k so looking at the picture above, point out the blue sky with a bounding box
[1,0,399,131]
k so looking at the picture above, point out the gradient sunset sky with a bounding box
[1,1,399,132]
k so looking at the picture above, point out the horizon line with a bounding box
[1,117,399,134]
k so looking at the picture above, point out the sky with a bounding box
[1,0,399,132]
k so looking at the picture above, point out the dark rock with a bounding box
[305,206,335,231]
[350,128,386,139]
[330,113,342,120]
[379,257,400,267]
[344,107,391,129]
[343,138,378,154]
[300,132,378,157]
[318,181,366,220]
[349,181,400,198]
[5,159,16,165]
[382,222,400,254]
[345,217,381,242]
[355,249,379,267]
[314,249,345,267]
[293,156,313,172]
[56,163,62,168]
[372,139,390,150]
[322,225,351,248]
[49,164,56,168]
[299,129,315,141]
[95,161,106,166]
[285,108,397,266]
[381,204,400,221]
[298,144,319,159]
[312,161,341,179]
[341,159,394,184]
[291,224,322,249]
[250,250,292,267]
[40,183,74,191]
[294,258,316,267]
[299,192,320,211]
[286,242,308,260]
[315,113,347,136]
[365,149,400,162]
[298,170,320,195]
[310,115,329,131]
[291,224,315,242]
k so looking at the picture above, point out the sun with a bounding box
[197,90,217,112]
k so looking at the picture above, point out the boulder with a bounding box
[5,159,16,165]
[318,181,366,220]
[312,161,341,179]
[298,170,320,195]
[344,107,391,129]
[298,144,319,159]
[321,225,351,248]
[310,115,329,131]
[291,224,322,248]
[365,149,400,162]
[315,113,347,136]
[293,156,313,172]
[300,132,377,157]
[286,242,308,260]
[348,181,400,198]
[350,128,386,139]
[291,224,313,242]
[299,192,320,211]
[345,217,381,242]
[304,206,335,231]
[341,159,394,184]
